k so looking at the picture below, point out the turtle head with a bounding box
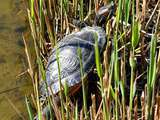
[94,2,114,29]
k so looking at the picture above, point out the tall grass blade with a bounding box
[77,47,88,119]
[37,57,53,119]
[39,0,45,37]
[30,0,34,19]
[64,80,69,120]
[80,0,84,21]
[94,33,107,120]
[34,73,42,120]
[25,96,34,120]
[55,47,65,120]
[129,53,136,119]
[131,21,141,49]
[147,34,157,119]
[74,101,78,120]
[125,0,131,24]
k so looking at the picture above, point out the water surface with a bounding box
[0,0,32,119]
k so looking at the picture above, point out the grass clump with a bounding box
[24,0,160,120]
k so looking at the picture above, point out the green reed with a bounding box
[94,33,107,120]
[25,96,34,120]
[77,47,88,119]
[147,34,157,119]
[25,0,160,120]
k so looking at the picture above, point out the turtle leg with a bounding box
[34,105,54,120]
[34,95,61,120]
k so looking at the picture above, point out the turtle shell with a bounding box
[43,26,106,95]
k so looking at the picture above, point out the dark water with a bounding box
[0,0,32,119]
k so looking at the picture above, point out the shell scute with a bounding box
[44,26,106,95]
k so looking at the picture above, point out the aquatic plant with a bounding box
[25,0,160,119]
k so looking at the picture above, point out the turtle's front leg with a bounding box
[34,105,54,120]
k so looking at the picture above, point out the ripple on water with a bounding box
[16,39,24,47]
[0,0,32,119]
[14,26,27,33]
[0,57,6,64]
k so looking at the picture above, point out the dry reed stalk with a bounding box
[145,0,160,29]
[49,87,62,120]
[91,94,96,119]
[134,96,138,120]
[136,0,139,19]
[141,91,145,120]
[80,108,84,120]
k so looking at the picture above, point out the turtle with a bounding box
[37,2,114,119]
[45,26,106,94]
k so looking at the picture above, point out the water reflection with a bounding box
[0,0,32,119]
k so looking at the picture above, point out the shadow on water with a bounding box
[0,57,6,64]
[0,0,33,119]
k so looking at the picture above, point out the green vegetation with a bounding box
[25,0,160,120]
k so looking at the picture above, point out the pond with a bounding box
[0,0,33,119]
